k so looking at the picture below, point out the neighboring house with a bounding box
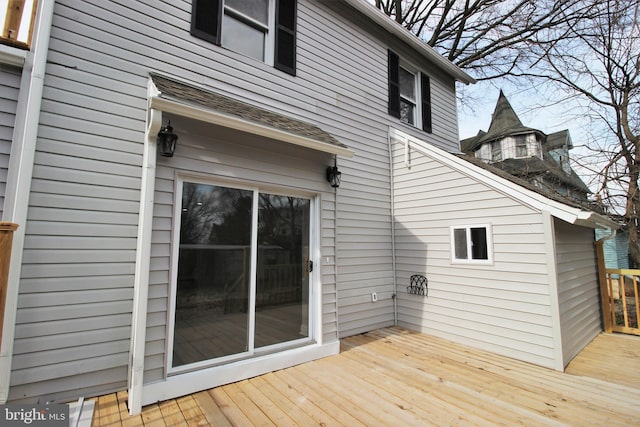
[596,215,630,269]
[0,0,614,414]
[461,91,592,206]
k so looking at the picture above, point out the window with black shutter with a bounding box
[421,74,432,133]
[388,50,400,118]
[388,49,433,134]
[275,0,296,74]
[191,0,296,76]
[191,0,223,45]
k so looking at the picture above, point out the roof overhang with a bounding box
[390,128,619,230]
[148,74,354,158]
[341,0,476,85]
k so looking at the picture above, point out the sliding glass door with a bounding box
[255,194,310,348]
[171,180,313,370]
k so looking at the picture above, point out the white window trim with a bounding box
[450,223,494,265]
[166,173,318,375]
[221,0,276,65]
[399,61,422,128]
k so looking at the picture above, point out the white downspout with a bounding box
[0,0,55,403]
[387,130,398,325]
[128,97,162,415]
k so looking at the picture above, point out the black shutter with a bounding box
[421,74,432,133]
[388,50,400,118]
[275,0,297,76]
[191,0,223,45]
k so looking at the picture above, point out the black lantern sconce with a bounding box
[326,159,342,188]
[157,120,178,157]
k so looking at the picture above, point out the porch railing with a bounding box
[1,0,38,49]
[1,222,19,346]
[602,268,640,336]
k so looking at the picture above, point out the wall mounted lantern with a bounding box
[326,160,342,188]
[157,120,178,157]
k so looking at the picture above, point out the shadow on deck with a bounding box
[91,327,640,426]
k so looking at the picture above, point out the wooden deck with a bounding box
[91,327,640,426]
[566,332,640,388]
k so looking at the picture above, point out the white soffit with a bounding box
[341,0,476,85]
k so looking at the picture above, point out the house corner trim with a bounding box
[542,211,565,371]
[0,0,55,404]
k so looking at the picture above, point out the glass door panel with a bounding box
[172,182,253,367]
[255,194,310,348]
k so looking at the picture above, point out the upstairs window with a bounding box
[399,66,417,125]
[515,135,528,157]
[388,50,432,133]
[191,0,297,76]
[222,0,270,62]
[491,141,502,161]
[451,225,493,264]
[1,0,37,49]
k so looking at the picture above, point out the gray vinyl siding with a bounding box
[391,140,559,369]
[9,0,461,401]
[555,219,601,366]
[0,64,21,218]
[309,1,460,337]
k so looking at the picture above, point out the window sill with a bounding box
[0,43,27,67]
[451,259,494,266]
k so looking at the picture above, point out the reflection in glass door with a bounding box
[255,194,310,348]
[172,183,253,367]
[171,180,312,370]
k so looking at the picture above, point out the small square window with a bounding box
[451,225,493,264]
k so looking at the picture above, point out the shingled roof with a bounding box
[459,154,600,213]
[489,156,591,194]
[460,91,543,153]
[459,91,593,199]
[546,130,573,150]
[149,73,348,150]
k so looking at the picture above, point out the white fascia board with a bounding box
[341,0,476,85]
[390,128,615,229]
[149,96,354,158]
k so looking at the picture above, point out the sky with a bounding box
[456,78,624,211]
[456,80,588,142]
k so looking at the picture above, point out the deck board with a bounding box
[191,391,230,427]
[566,332,640,389]
[90,327,640,426]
